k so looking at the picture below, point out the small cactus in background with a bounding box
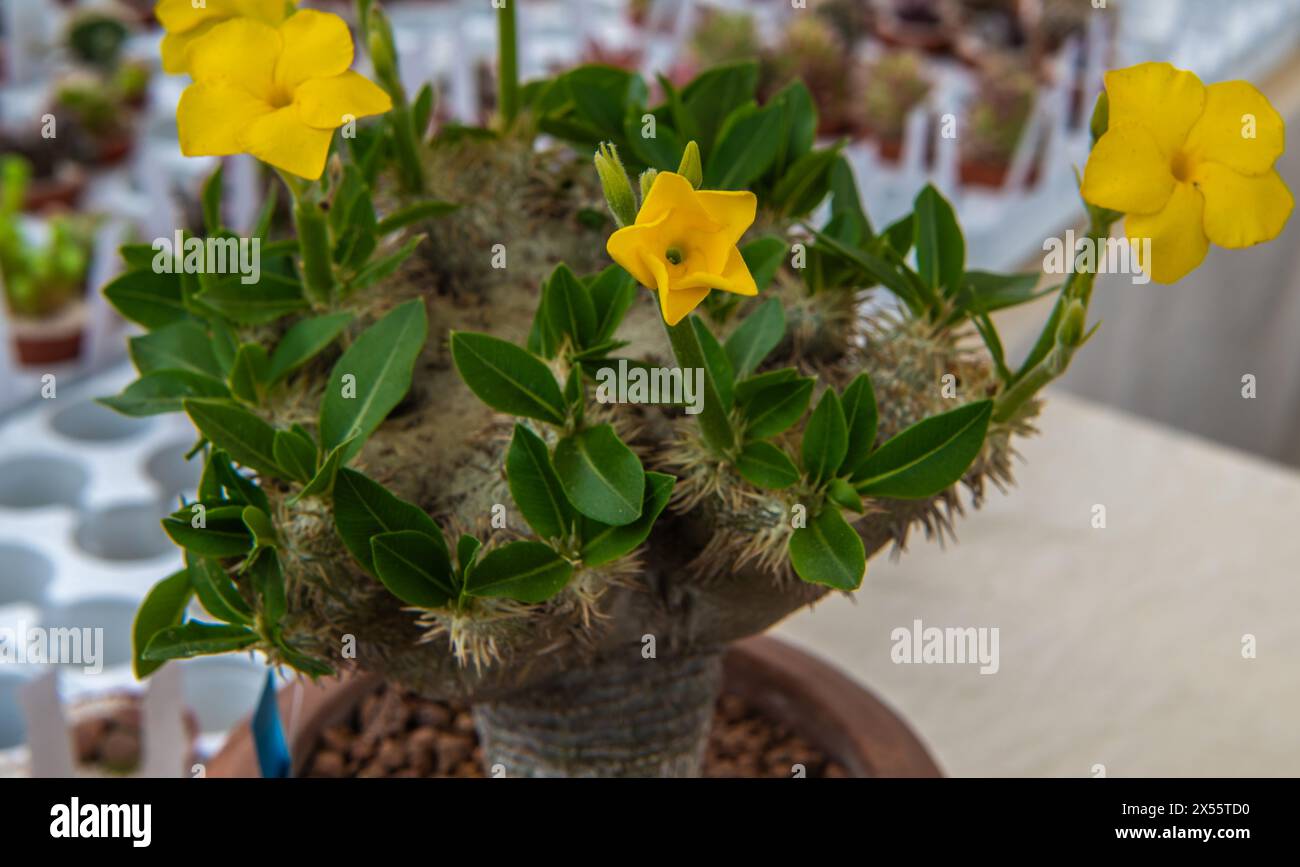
[858,50,932,154]
[961,58,1038,181]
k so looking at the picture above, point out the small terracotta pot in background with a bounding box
[208,636,942,778]
[8,302,86,367]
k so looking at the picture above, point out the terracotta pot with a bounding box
[875,135,904,165]
[959,157,1011,189]
[208,635,941,778]
[22,164,87,212]
[8,303,86,367]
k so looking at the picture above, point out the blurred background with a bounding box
[2,0,1299,777]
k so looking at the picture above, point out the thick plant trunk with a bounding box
[472,651,722,777]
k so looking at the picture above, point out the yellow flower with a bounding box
[606,172,758,326]
[155,0,297,75]
[1081,62,1293,283]
[177,10,391,180]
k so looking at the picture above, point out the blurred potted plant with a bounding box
[873,0,961,54]
[953,0,1029,62]
[959,59,1037,188]
[0,158,93,366]
[858,50,932,163]
[764,13,854,135]
[54,74,137,166]
[690,8,762,71]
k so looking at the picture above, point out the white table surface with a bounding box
[777,390,1300,777]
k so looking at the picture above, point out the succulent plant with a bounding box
[104,1,1283,780]
[859,50,933,142]
[689,9,762,70]
[963,59,1038,167]
[0,158,92,319]
[763,13,854,134]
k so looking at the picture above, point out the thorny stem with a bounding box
[278,170,336,308]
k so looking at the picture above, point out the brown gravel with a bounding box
[302,682,850,778]
[71,694,199,774]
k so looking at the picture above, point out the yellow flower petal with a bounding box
[177,82,273,156]
[694,190,757,248]
[275,10,354,91]
[294,71,392,129]
[1184,80,1286,177]
[638,172,721,231]
[606,216,669,288]
[155,0,232,32]
[1125,182,1209,283]
[659,286,710,326]
[189,18,280,100]
[718,246,758,296]
[238,106,334,179]
[641,249,671,295]
[1081,124,1176,215]
[1194,163,1294,249]
[1105,62,1205,157]
[160,27,210,75]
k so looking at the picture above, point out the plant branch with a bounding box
[663,315,735,455]
[496,0,520,129]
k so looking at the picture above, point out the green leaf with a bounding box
[252,183,277,242]
[290,437,353,502]
[266,312,354,384]
[839,373,879,475]
[914,184,964,298]
[412,82,434,139]
[740,377,813,440]
[771,147,839,218]
[544,264,598,352]
[208,450,270,513]
[771,79,817,169]
[201,165,224,233]
[588,265,638,342]
[132,570,193,678]
[553,423,645,525]
[241,505,277,553]
[188,555,253,626]
[333,468,444,576]
[739,237,789,294]
[97,370,230,417]
[184,398,282,478]
[690,315,734,410]
[247,548,285,627]
[273,428,317,483]
[129,321,222,378]
[734,441,800,490]
[578,472,675,567]
[788,506,865,590]
[507,423,575,540]
[228,343,269,404]
[197,273,308,324]
[348,236,423,292]
[681,62,758,157]
[376,200,458,235]
[956,271,1052,315]
[142,622,258,661]
[103,269,188,329]
[724,296,785,379]
[804,224,918,310]
[162,502,252,557]
[320,299,427,463]
[802,389,848,485]
[828,155,872,243]
[734,367,799,404]
[705,102,784,189]
[450,331,567,425]
[456,534,481,581]
[826,478,864,513]
[371,530,456,607]
[883,213,914,257]
[853,400,993,499]
[463,541,573,603]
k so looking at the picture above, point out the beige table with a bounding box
[776,390,1300,777]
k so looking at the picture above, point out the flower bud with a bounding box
[677,140,703,189]
[639,168,658,200]
[1089,92,1109,145]
[1055,299,1086,348]
[366,7,401,96]
[594,143,637,228]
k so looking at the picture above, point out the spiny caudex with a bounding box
[107,1,1291,776]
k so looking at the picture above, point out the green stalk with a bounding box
[663,316,735,455]
[496,0,519,129]
[992,214,1115,424]
[279,171,336,307]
